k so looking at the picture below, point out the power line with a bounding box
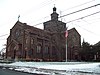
[81,19,91,25]
[30,16,49,25]
[62,0,95,12]
[32,10,100,27]
[59,3,100,18]
[0,0,56,37]
[0,34,8,37]
[31,0,98,26]
[74,24,100,36]
[22,0,56,25]
[22,0,56,17]
[0,39,6,40]
[22,0,94,26]
[1,3,100,37]
[66,11,100,24]
[32,3,100,26]
[34,22,43,26]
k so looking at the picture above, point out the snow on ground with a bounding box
[0,62,100,75]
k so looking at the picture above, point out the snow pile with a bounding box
[1,62,100,75]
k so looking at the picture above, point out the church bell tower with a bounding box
[43,7,66,32]
[51,7,59,21]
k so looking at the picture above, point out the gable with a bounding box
[7,21,26,44]
[68,28,80,37]
[11,21,24,32]
[67,28,81,47]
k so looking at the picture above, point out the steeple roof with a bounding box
[51,6,59,21]
[53,6,56,12]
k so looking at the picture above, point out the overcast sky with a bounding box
[0,0,100,51]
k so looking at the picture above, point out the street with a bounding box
[0,68,45,75]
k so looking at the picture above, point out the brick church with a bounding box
[6,7,81,61]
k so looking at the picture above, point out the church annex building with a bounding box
[6,7,81,61]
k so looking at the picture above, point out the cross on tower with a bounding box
[18,15,20,21]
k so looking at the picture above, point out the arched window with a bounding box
[36,45,41,53]
[31,38,34,45]
[44,46,49,54]
[25,38,28,44]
